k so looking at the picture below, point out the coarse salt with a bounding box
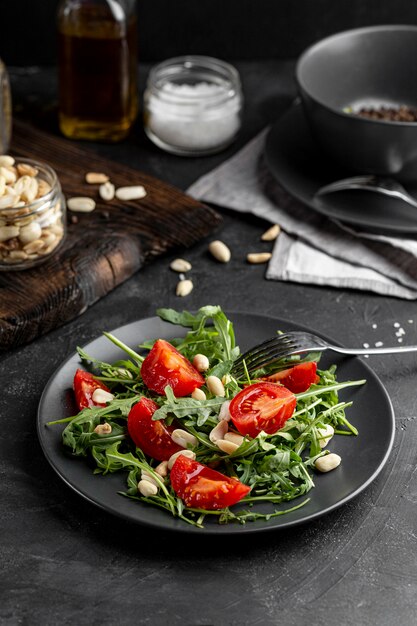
[363,342,370,349]
[372,323,378,329]
[146,81,241,152]
[375,341,384,347]
[144,57,243,156]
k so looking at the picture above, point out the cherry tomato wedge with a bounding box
[73,369,111,411]
[264,362,318,393]
[127,397,184,461]
[229,382,296,438]
[141,339,204,397]
[170,454,250,510]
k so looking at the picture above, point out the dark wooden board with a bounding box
[0,121,221,350]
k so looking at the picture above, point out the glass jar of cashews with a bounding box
[0,156,66,270]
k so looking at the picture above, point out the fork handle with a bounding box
[329,344,417,355]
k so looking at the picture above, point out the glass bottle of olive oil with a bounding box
[58,0,138,142]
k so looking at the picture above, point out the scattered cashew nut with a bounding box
[315,453,341,473]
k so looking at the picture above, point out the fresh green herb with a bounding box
[48,305,366,528]
[156,305,239,373]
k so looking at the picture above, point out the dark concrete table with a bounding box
[1,62,417,626]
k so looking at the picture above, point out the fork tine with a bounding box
[232,346,297,377]
[240,341,297,369]
[234,334,294,365]
[232,334,298,377]
[232,345,295,369]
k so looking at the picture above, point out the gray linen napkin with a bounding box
[187,129,417,299]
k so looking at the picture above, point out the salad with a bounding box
[48,306,365,528]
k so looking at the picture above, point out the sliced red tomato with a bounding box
[141,339,204,397]
[229,382,296,438]
[264,362,318,393]
[127,397,183,461]
[170,454,250,510]
[73,369,112,411]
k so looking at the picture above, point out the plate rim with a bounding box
[264,102,417,234]
[37,311,396,535]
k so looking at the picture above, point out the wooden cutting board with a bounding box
[0,120,221,350]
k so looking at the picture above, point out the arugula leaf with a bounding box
[208,360,233,379]
[102,331,144,366]
[156,306,239,367]
[77,347,114,373]
[153,386,225,427]
[50,396,139,457]
[157,306,222,328]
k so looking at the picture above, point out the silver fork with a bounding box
[231,331,417,378]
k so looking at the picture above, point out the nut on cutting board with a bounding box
[0,120,221,350]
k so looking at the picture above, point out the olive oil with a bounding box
[58,1,138,142]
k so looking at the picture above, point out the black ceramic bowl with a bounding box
[296,25,417,181]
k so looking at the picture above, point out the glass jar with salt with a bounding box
[144,55,243,156]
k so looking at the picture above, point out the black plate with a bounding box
[37,313,395,535]
[265,103,417,234]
